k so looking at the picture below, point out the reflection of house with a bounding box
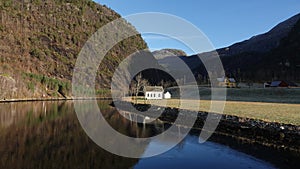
[164,92,172,99]
[144,86,164,100]
[270,81,298,88]
[217,77,237,88]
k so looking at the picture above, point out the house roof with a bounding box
[228,78,236,83]
[144,86,164,92]
[164,91,171,95]
[270,81,294,87]
[270,81,282,87]
[217,77,236,83]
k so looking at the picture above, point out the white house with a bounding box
[164,92,172,99]
[144,86,164,100]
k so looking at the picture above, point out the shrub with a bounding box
[29,48,44,60]
[27,82,35,93]
[3,0,12,7]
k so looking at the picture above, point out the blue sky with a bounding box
[95,0,300,55]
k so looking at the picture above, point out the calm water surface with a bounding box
[0,101,298,169]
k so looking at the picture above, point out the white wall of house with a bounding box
[164,92,171,99]
[145,91,163,100]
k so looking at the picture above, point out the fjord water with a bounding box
[0,101,298,169]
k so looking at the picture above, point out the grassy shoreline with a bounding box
[1,96,299,126]
[126,98,300,126]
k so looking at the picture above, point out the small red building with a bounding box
[270,81,298,87]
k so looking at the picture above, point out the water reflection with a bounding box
[0,101,140,169]
[0,101,298,169]
[135,135,276,169]
[0,101,64,128]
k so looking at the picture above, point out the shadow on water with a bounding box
[0,100,299,169]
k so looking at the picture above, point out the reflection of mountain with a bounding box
[0,101,67,128]
[0,101,150,168]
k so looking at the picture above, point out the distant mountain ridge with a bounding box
[152,49,187,59]
[217,13,300,56]
[158,13,300,83]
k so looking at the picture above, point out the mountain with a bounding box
[218,13,300,56]
[0,0,147,99]
[152,49,187,59]
[158,13,300,83]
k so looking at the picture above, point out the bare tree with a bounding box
[131,73,149,98]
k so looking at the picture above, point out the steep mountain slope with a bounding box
[0,0,147,99]
[220,13,300,82]
[256,16,300,81]
[159,13,300,83]
[218,13,300,56]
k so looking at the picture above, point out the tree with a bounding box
[131,73,149,98]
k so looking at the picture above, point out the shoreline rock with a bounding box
[117,101,300,152]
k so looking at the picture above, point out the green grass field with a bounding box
[146,99,300,126]
[126,87,300,125]
[167,86,300,104]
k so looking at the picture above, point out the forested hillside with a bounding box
[0,0,147,99]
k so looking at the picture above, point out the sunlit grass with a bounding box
[128,98,300,126]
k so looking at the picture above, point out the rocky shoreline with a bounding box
[117,101,300,152]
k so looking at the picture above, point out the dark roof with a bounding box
[270,81,297,87]
[217,77,236,83]
[270,81,283,87]
[228,78,236,83]
[144,86,164,92]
